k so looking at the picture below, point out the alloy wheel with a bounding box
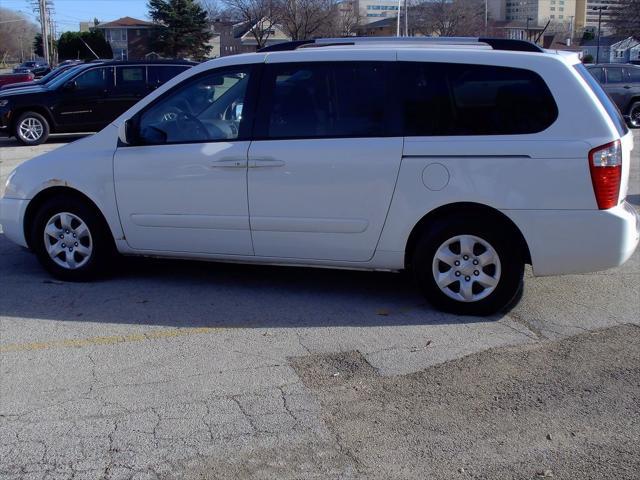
[18,117,44,142]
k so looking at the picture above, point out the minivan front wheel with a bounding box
[413,218,524,316]
[15,111,49,145]
[31,196,113,281]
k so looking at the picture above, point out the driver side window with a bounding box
[138,67,252,145]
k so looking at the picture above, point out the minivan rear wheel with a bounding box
[629,101,640,128]
[412,217,524,316]
[15,111,50,146]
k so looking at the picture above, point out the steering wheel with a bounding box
[160,107,209,141]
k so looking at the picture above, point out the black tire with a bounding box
[412,216,524,316]
[628,101,640,129]
[14,111,50,146]
[30,195,115,281]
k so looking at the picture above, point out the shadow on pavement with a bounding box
[0,133,91,146]
[0,235,496,329]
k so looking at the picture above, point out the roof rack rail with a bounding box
[259,36,544,53]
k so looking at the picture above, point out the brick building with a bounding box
[94,17,156,61]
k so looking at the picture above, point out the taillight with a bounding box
[589,140,622,210]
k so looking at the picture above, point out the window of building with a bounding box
[255,62,390,139]
[398,62,558,136]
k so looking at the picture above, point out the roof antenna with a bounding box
[80,38,100,60]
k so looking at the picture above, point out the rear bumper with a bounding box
[0,198,29,248]
[504,202,640,276]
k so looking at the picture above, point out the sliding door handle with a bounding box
[209,158,247,168]
[249,158,286,168]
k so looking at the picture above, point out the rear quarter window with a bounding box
[574,64,629,137]
[399,62,558,136]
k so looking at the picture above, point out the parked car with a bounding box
[14,61,51,78]
[586,63,640,127]
[0,60,196,145]
[0,62,85,91]
[0,72,34,88]
[1,38,638,315]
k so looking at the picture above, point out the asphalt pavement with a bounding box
[0,131,639,479]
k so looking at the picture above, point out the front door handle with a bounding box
[249,157,285,168]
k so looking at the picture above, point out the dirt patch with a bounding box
[292,324,640,480]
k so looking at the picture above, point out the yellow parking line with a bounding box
[0,327,225,353]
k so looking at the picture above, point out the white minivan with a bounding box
[1,38,638,315]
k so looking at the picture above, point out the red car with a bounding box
[0,72,34,87]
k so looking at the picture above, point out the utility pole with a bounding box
[593,6,608,64]
[484,0,488,36]
[48,7,55,65]
[404,0,408,36]
[38,0,50,64]
[396,0,401,37]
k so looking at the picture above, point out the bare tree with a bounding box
[410,0,485,37]
[199,0,235,21]
[221,0,283,48]
[0,8,39,64]
[280,0,338,40]
[608,0,640,37]
[333,0,360,37]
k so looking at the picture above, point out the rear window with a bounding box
[574,64,628,136]
[147,65,190,86]
[399,62,558,136]
[606,67,625,83]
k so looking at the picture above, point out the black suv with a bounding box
[586,63,640,128]
[14,61,51,79]
[0,60,195,145]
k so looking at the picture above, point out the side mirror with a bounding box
[119,118,139,146]
[63,80,77,91]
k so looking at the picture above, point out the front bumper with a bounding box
[0,198,29,248]
[505,201,640,276]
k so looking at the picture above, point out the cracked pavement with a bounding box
[0,132,639,479]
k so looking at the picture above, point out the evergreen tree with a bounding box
[56,31,113,61]
[148,0,213,60]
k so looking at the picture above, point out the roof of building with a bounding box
[95,17,155,29]
[357,17,397,29]
[493,20,544,30]
[580,36,629,47]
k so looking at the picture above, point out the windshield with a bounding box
[38,66,69,84]
[47,65,91,90]
[574,63,629,137]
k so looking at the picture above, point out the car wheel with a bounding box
[629,101,640,128]
[412,217,524,316]
[31,196,114,281]
[14,111,49,145]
